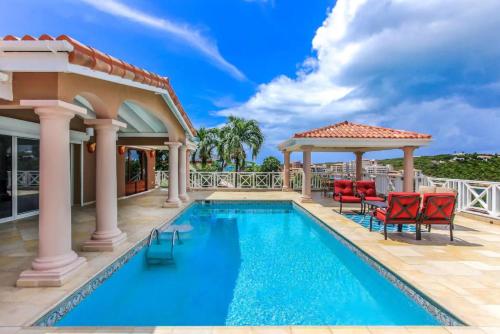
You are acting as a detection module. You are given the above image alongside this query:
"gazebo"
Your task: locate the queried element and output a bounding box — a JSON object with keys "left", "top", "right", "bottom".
{"left": 278, "top": 121, "right": 432, "bottom": 202}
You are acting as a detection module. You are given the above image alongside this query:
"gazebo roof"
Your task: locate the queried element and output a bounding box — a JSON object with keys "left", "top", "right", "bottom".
{"left": 279, "top": 121, "right": 432, "bottom": 152}
{"left": 294, "top": 121, "right": 431, "bottom": 139}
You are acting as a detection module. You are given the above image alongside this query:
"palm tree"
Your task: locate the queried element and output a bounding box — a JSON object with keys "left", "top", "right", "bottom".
{"left": 221, "top": 116, "right": 264, "bottom": 172}
{"left": 212, "top": 127, "right": 229, "bottom": 171}
{"left": 192, "top": 127, "right": 217, "bottom": 168}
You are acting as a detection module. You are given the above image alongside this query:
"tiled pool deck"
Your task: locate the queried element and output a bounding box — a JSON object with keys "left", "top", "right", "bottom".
{"left": 1, "top": 189, "right": 500, "bottom": 333}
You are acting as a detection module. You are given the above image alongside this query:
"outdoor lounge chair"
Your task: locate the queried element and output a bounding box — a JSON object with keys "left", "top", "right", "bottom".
{"left": 417, "top": 193, "right": 456, "bottom": 241}
{"left": 355, "top": 180, "right": 386, "bottom": 213}
{"left": 369, "top": 192, "right": 421, "bottom": 240}
{"left": 333, "top": 180, "right": 361, "bottom": 213}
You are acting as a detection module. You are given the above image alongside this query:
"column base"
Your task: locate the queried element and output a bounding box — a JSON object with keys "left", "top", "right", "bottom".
{"left": 282, "top": 187, "right": 293, "bottom": 192}
{"left": 163, "top": 199, "right": 181, "bottom": 208}
{"left": 179, "top": 193, "right": 189, "bottom": 202}
{"left": 81, "top": 232, "right": 127, "bottom": 252}
{"left": 17, "top": 256, "right": 86, "bottom": 287}
{"left": 300, "top": 196, "right": 313, "bottom": 203}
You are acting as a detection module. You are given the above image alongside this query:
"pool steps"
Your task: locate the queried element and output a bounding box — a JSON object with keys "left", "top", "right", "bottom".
{"left": 145, "top": 228, "right": 181, "bottom": 263}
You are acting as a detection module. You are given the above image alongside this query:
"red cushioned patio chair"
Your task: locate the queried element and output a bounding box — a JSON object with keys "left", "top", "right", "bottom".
{"left": 417, "top": 193, "right": 456, "bottom": 241}
{"left": 333, "top": 180, "right": 361, "bottom": 214}
{"left": 369, "top": 192, "right": 421, "bottom": 240}
{"left": 355, "top": 180, "right": 386, "bottom": 214}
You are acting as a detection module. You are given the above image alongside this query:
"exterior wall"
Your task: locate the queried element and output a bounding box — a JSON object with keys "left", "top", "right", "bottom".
{"left": 73, "top": 144, "right": 81, "bottom": 206}
{"left": 116, "top": 137, "right": 168, "bottom": 146}
{"left": 117, "top": 149, "right": 126, "bottom": 198}
{"left": 82, "top": 141, "right": 96, "bottom": 204}
{"left": 146, "top": 151, "right": 156, "bottom": 190}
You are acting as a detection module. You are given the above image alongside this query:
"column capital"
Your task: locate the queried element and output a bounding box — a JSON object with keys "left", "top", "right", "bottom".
{"left": 84, "top": 118, "right": 127, "bottom": 131}
{"left": 165, "top": 142, "right": 182, "bottom": 149}
{"left": 402, "top": 146, "right": 417, "bottom": 152}
{"left": 300, "top": 145, "right": 314, "bottom": 152}
{"left": 20, "top": 100, "right": 87, "bottom": 117}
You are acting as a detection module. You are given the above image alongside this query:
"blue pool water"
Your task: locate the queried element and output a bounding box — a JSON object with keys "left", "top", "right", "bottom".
{"left": 57, "top": 201, "right": 441, "bottom": 326}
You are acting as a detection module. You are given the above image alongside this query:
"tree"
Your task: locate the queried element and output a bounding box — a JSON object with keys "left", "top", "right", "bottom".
{"left": 260, "top": 156, "right": 281, "bottom": 172}
{"left": 213, "top": 127, "right": 229, "bottom": 171}
{"left": 155, "top": 150, "right": 169, "bottom": 171}
{"left": 220, "top": 116, "right": 264, "bottom": 172}
{"left": 192, "top": 127, "right": 217, "bottom": 168}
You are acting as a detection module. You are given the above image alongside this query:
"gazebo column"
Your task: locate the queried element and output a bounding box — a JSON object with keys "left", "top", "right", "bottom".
{"left": 164, "top": 142, "right": 182, "bottom": 207}
{"left": 178, "top": 144, "right": 188, "bottom": 202}
{"left": 301, "top": 147, "right": 313, "bottom": 202}
{"left": 355, "top": 151, "right": 363, "bottom": 181}
{"left": 403, "top": 146, "right": 416, "bottom": 192}
{"left": 17, "top": 100, "right": 87, "bottom": 287}
{"left": 82, "top": 119, "right": 127, "bottom": 252}
{"left": 282, "top": 150, "right": 291, "bottom": 191}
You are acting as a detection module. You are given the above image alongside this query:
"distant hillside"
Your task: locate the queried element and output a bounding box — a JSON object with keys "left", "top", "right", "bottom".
{"left": 378, "top": 154, "right": 500, "bottom": 181}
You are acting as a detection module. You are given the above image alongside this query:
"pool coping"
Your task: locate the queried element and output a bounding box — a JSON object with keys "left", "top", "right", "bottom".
{"left": 32, "top": 199, "right": 464, "bottom": 327}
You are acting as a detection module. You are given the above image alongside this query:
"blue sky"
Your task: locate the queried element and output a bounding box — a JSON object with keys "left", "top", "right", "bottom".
{"left": 1, "top": 0, "right": 499, "bottom": 163}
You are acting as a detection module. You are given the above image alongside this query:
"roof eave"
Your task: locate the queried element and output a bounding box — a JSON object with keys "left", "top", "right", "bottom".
{"left": 278, "top": 137, "right": 432, "bottom": 152}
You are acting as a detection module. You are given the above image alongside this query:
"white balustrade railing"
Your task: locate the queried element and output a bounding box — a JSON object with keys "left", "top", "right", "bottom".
{"left": 155, "top": 171, "right": 168, "bottom": 187}
{"left": 7, "top": 170, "right": 40, "bottom": 188}
{"left": 188, "top": 172, "right": 283, "bottom": 189}
{"left": 155, "top": 170, "right": 500, "bottom": 219}
{"left": 417, "top": 176, "right": 500, "bottom": 219}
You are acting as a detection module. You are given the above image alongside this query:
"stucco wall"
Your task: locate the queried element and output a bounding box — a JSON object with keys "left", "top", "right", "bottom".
{"left": 117, "top": 149, "right": 126, "bottom": 198}
{"left": 82, "top": 141, "right": 96, "bottom": 204}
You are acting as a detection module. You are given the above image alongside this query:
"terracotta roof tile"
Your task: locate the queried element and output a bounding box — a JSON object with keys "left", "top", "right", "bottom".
{"left": 293, "top": 121, "right": 431, "bottom": 139}
{"left": 1, "top": 34, "right": 196, "bottom": 135}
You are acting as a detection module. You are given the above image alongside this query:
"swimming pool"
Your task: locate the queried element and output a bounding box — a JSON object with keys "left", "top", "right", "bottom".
{"left": 49, "top": 201, "right": 459, "bottom": 326}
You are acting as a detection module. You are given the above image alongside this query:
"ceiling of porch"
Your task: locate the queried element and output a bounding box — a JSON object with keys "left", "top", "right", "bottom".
{"left": 74, "top": 95, "right": 168, "bottom": 137}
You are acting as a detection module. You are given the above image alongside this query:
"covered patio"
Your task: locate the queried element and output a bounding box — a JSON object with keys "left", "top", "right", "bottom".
{"left": 0, "top": 35, "right": 196, "bottom": 287}
{"left": 278, "top": 121, "right": 432, "bottom": 202}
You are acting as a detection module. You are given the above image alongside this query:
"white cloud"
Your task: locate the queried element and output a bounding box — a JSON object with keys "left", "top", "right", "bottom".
{"left": 218, "top": 0, "right": 500, "bottom": 159}
{"left": 80, "top": 0, "right": 246, "bottom": 80}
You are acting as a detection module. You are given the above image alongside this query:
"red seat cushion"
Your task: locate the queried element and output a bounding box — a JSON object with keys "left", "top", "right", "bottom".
{"left": 334, "top": 180, "right": 354, "bottom": 196}
{"left": 356, "top": 180, "right": 377, "bottom": 197}
{"left": 421, "top": 193, "right": 456, "bottom": 224}
{"left": 374, "top": 208, "right": 387, "bottom": 221}
{"left": 364, "top": 196, "right": 385, "bottom": 202}
{"left": 333, "top": 194, "right": 361, "bottom": 203}
{"left": 376, "top": 192, "right": 421, "bottom": 223}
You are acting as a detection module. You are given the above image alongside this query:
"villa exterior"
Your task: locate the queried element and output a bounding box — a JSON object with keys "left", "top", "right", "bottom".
{"left": 0, "top": 35, "right": 196, "bottom": 287}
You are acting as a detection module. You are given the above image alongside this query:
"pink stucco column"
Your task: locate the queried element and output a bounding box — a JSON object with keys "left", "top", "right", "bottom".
{"left": 403, "top": 146, "right": 416, "bottom": 192}
{"left": 82, "top": 119, "right": 127, "bottom": 252}
{"left": 186, "top": 149, "right": 191, "bottom": 192}
{"left": 301, "top": 147, "right": 313, "bottom": 202}
{"left": 17, "top": 100, "right": 87, "bottom": 287}
{"left": 178, "top": 144, "right": 188, "bottom": 202}
{"left": 282, "top": 150, "right": 291, "bottom": 191}
{"left": 355, "top": 151, "right": 364, "bottom": 181}
{"left": 164, "top": 142, "right": 181, "bottom": 207}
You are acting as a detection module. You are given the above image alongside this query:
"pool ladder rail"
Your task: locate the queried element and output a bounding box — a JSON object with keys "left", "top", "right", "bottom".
{"left": 145, "top": 228, "right": 181, "bottom": 264}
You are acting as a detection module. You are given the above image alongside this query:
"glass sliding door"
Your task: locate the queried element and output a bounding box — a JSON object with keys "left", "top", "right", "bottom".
{"left": 0, "top": 135, "right": 13, "bottom": 220}
{"left": 17, "top": 138, "right": 40, "bottom": 214}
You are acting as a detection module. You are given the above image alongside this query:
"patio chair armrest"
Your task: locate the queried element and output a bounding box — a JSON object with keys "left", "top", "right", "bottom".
{"left": 333, "top": 192, "right": 342, "bottom": 199}
{"left": 378, "top": 193, "right": 387, "bottom": 201}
